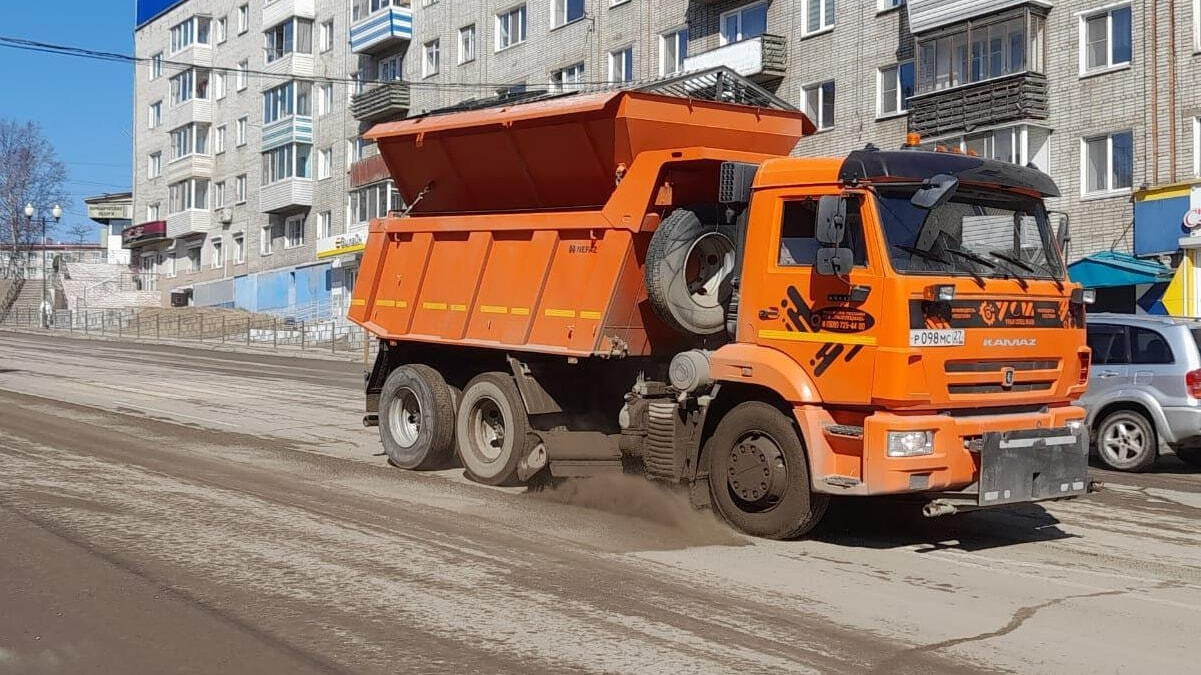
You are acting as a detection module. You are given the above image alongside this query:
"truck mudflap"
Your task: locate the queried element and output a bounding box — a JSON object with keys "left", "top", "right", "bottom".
{"left": 923, "top": 426, "right": 1092, "bottom": 517}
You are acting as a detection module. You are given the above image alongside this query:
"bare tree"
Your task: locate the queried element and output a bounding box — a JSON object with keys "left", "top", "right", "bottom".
{"left": 0, "top": 120, "right": 68, "bottom": 266}
{"left": 66, "top": 221, "right": 95, "bottom": 245}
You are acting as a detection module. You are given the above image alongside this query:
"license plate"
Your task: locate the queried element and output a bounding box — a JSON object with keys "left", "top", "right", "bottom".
{"left": 909, "top": 329, "right": 965, "bottom": 347}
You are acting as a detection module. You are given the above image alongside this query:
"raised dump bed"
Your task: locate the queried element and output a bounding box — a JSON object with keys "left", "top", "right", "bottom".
{"left": 349, "top": 90, "right": 808, "bottom": 357}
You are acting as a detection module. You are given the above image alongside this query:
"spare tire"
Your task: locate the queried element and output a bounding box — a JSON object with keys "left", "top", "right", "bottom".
{"left": 645, "top": 208, "right": 737, "bottom": 337}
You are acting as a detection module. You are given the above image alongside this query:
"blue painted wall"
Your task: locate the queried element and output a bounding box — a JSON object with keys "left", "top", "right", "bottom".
{"left": 294, "top": 263, "right": 332, "bottom": 306}
{"left": 1134, "top": 195, "right": 1188, "bottom": 256}
{"left": 233, "top": 274, "right": 257, "bottom": 312}
{"left": 256, "top": 269, "right": 293, "bottom": 311}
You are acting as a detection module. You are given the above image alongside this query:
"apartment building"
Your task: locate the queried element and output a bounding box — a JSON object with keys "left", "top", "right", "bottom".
{"left": 131, "top": 0, "right": 1201, "bottom": 315}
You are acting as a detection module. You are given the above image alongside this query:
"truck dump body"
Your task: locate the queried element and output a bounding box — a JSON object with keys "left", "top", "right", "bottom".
{"left": 349, "top": 91, "right": 808, "bottom": 356}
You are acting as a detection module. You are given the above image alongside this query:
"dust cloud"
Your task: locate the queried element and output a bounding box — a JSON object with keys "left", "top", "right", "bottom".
{"left": 533, "top": 473, "right": 746, "bottom": 547}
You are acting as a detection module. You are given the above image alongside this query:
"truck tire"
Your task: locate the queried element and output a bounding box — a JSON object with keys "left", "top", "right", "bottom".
{"left": 1095, "top": 410, "right": 1157, "bottom": 472}
{"left": 379, "top": 364, "right": 458, "bottom": 470}
{"left": 645, "top": 208, "right": 737, "bottom": 337}
{"left": 706, "top": 401, "right": 829, "bottom": 539}
{"left": 456, "top": 372, "right": 530, "bottom": 486}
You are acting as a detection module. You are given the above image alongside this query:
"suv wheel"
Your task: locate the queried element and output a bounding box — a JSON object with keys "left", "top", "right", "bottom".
{"left": 1095, "top": 410, "right": 1157, "bottom": 472}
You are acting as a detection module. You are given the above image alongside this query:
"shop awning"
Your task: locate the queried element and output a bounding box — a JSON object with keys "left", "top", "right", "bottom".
{"left": 1067, "top": 251, "right": 1172, "bottom": 288}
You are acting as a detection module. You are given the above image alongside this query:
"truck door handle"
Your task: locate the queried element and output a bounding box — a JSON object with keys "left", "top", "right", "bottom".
{"left": 1097, "top": 370, "right": 1121, "bottom": 378}
{"left": 759, "top": 307, "right": 779, "bottom": 320}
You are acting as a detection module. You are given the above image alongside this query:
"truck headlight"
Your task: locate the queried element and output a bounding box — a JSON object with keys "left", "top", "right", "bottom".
{"left": 1065, "top": 419, "right": 1085, "bottom": 434}
{"left": 888, "top": 430, "right": 934, "bottom": 457}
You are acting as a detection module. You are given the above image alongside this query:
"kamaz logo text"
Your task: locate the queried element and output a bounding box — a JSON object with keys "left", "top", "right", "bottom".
{"left": 983, "top": 338, "right": 1037, "bottom": 347}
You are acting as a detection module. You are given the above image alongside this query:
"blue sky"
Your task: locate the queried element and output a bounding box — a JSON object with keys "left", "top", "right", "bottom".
{"left": 0, "top": 2, "right": 135, "bottom": 239}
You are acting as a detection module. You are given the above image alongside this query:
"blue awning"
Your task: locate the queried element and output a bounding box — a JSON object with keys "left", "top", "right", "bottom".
{"left": 1068, "top": 251, "right": 1173, "bottom": 288}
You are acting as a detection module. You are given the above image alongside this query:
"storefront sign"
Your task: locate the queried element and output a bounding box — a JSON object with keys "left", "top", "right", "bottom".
{"left": 317, "top": 228, "right": 368, "bottom": 259}
{"left": 1183, "top": 207, "right": 1201, "bottom": 232}
{"left": 122, "top": 220, "right": 168, "bottom": 247}
{"left": 88, "top": 203, "right": 133, "bottom": 221}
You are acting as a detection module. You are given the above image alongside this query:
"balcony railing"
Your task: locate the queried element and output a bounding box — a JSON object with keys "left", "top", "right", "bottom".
{"left": 350, "top": 82, "right": 411, "bottom": 123}
{"left": 165, "top": 210, "right": 210, "bottom": 238}
{"left": 682, "top": 34, "right": 787, "bottom": 84}
{"left": 262, "top": 115, "right": 314, "bottom": 151}
{"left": 260, "top": 178, "right": 314, "bottom": 213}
{"left": 908, "top": 72, "right": 1049, "bottom": 138}
{"left": 350, "top": 5, "right": 413, "bottom": 54}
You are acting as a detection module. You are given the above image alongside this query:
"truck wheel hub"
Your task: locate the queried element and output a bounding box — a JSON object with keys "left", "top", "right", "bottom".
{"left": 727, "top": 432, "right": 787, "bottom": 506}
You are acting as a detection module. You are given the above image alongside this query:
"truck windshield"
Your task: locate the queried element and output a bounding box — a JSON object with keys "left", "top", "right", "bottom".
{"left": 873, "top": 186, "right": 1065, "bottom": 281}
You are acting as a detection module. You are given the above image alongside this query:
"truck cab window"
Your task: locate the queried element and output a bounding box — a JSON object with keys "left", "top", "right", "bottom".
{"left": 777, "top": 196, "right": 867, "bottom": 267}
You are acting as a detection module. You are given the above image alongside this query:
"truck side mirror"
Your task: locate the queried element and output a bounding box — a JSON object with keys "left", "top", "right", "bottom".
{"left": 1051, "top": 210, "right": 1070, "bottom": 256}
{"left": 815, "top": 248, "right": 854, "bottom": 277}
{"left": 815, "top": 195, "right": 846, "bottom": 245}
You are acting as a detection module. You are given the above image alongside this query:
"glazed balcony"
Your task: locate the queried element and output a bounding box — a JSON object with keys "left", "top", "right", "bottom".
{"left": 263, "top": 0, "right": 315, "bottom": 28}
{"left": 350, "top": 5, "right": 413, "bottom": 54}
{"left": 682, "top": 34, "right": 787, "bottom": 84}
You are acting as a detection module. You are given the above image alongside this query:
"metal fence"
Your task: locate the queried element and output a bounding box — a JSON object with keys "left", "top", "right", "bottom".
{"left": 0, "top": 305, "right": 378, "bottom": 361}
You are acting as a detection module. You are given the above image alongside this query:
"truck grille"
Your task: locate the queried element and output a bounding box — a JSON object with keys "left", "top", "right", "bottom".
{"left": 948, "top": 381, "right": 1055, "bottom": 395}
{"left": 944, "top": 359, "right": 1059, "bottom": 397}
{"left": 945, "top": 359, "right": 1060, "bottom": 372}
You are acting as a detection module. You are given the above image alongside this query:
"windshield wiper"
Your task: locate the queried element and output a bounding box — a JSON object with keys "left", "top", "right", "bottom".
{"left": 944, "top": 247, "right": 997, "bottom": 269}
{"left": 896, "top": 245, "right": 984, "bottom": 287}
{"left": 989, "top": 251, "right": 1036, "bottom": 273}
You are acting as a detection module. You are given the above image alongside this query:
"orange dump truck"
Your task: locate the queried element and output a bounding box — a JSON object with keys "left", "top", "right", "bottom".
{"left": 350, "top": 86, "right": 1094, "bottom": 538}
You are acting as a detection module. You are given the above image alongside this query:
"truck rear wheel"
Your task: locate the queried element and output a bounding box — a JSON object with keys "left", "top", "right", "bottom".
{"left": 456, "top": 372, "right": 530, "bottom": 486}
{"left": 645, "top": 208, "right": 737, "bottom": 337}
{"left": 379, "top": 364, "right": 458, "bottom": 470}
{"left": 706, "top": 401, "right": 829, "bottom": 539}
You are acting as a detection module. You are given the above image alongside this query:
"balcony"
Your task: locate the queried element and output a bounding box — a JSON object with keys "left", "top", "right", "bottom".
{"left": 262, "top": 115, "right": 313, "bottom": 151}
{"left": 350, "top": 5, "right": 413, "bottom": 54}
{"left": 350, "top": 154, "right": 390, "bottom": 188}
{"left": 682, "top": 34, "right": 787, "bottom": 84}
{"left": 260, "top": 178, "right": 313, "bottom": 213}
{"left": 350, "top": 82, "right": 410, "bottom": 123}
{"left": 171, "top": 43, "right": 213, "bottom": 68}
{"left": 316, "top": 224, "right": 368, "bottom": 260}
{"left": 262, "top": 51, "right": 315, "bottom": 79}
{"left": 165, "top": 210, "right": 210, "bottom": 238}
{"left": 165, "top": 154, "right": 214, "bottom": 182}
{"left": 166, "top": 98, "right": 212, "bottom": 129}
{"left": 908, "top": 72, "right": 1050, "bottom": 138}
{"left": 263, "top": 0, "right": 315, "bottom": 28}
{"left": 122, "top": 220, "right": 169, "bottom": 248}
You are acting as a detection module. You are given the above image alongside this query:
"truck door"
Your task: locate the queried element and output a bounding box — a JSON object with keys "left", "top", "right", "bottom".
{"left": 743, "top": 191, "right": 882, "bottom": 405}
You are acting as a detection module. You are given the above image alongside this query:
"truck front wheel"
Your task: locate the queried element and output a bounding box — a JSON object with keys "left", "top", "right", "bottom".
{"left": 379, "top": 364, "right": 458, "bottom": 470}
{"left": 706, "top": 401, "right": 829, "bottom": 539}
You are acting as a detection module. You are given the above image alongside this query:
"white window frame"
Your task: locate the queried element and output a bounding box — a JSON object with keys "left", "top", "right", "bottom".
{"left": 459, "top": 24, "right": 477, "bottom": 64}
{"left": 214, "top": 125, "right": 226, "bottom": 154}
{"left": 496, "top": 5, "right": 528, "bottom": 51}
{"left": 804, "top": 0, "right": 836, "bottom": 36}
{"left": 318, "top": 211, "right": 332, "bottom": 239}
{"left": 284, "top": 215, "right": 305, "bottom": 249}
{"left": 1080, "top": 130, "right": 1134, "bottom": 196}
{"left": 878, "top": 0, "right": 905, "bottom": 12}
{"left": 214, "top": 180, "right": 226, "bottom": 208}
{"left": 1079, "top": 3, "right": 1132, "bottom": 76}
{"left": 236, "top": 116, "right": 248, "bottom": 146}
{"left": 216, "top": 16, "right": 228, "bottom": 43}
{"left": 235, "top": 174, "right": 247, "bottom": 203}
{"left": 720, "top": 2, "right": 768, "bottom": 45}
{"left": 147, "top": 203, "right": 161, "bottom": 221}
{"left": 213, "top": 71, "right": 226, "bottom": 99}
{"left": 552, "top": 0, "right": 585, "bottom": 28}
{"left": 803, "top": 80, "right": 835, "bottom": 131}
{"left": 317, "top": 147, "right": 333, "bottom": 179}
{"left": 237, "top": 4, "right": 249, "bottom": 34}
{"left": 210, "top": 237, "right": 224, "bottom": 269}
{"left": 261, "top": 224, "right": 274, "bottom": 255}
{"left": 659, "top": 27, "right": 688, "bottom": 76}
{"left": 236, "top": 60, "right": 248, "bottom": 90}
{"left": 233, "top": 234, "right": 246, "bottom": 264}
{"left": 423, "top": 39, "right": 440, "bottom": 77}
{"left": 149, "top": 52, "right": 163, "bottom": 80}
{"left": 876, "top": 61, "right": 913, "bottom": 118}
{"left": 148, "top": 100, "right": 162, "bottom": 129}
{"left": 148, "top": 152, "right": 162, "bottom": 179}
{"left": 320, "top": 19, "right": 334, "bottom": 52}
{"left": 551, "top": 62, "right": 585, "bottom": 93}
{"left": 608, "top": 46, "right": 634, "bottom": 83}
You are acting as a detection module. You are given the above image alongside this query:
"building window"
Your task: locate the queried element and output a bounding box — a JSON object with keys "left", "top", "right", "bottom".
{"left": 168, "top": 178, "right": 210, "bottom": 213}
{"left": 237, "top": 4, "right": 248, "bottom": 34}
{"left": 320, "top": 20, "right": 334, "bottom": 52}
{"left": 235, "top": 174, "right": 247, "bottom": 203}
{"left": 318, "top": 211, "right": 332, "bottom": 239}
{"left": 805, "top": 0, "right": 835, "bottom": 34}
{"left": 169, "top": 123, "right": 210, "bottom": 160}
{"left": 170, "top": 16, "right": 211, "bottom": 53}
{"left": 148, "top": 100, "right": 162, "bottom": 129}
{"left": 148, "top": 152, "right": 162, "bottom": 179}
{"left": 211, "top": 238, "right": 224, "bottom": 268}
{"left": 378, "top": 55, "right": 403, "bottom": 81}
{"left": 285, "top": 216, "right": 304, "bottom": 248}
{"left": 236, "top": 60, "right": 248, "bottom": 90}
{"left": 609, "top": 46, "right": 634, "bottom": 83}
{"left": 169, "top": 68, "right": 210, "bottom": 106}
{"left": 1083, "top": 131, "right": 1134, "bottom": 195}
{"left": 877, "top": 62, "right": 914, "bottom": 117}
{"left": 348, "top": 181, "right": 399, "bottom": 225}
{"left": 459, "top": 24, "right": 477, "bottom": 64}
{"left": 233, "top": 234, "right": 245, "bottom": 263}
{"left": 148, "top": 203, "right": 161, "bottom": 221}
{"left": 216, "top": 16, "right": 228, "bottom": 43}
{"left": 551, "top": 62, "right": 585, "bottom": 93}
{"left": 215, "top": 125, "right": 226, "bottom": 154}
{"left": 236, "top": 116, "right": 248, "bottom": 146}
{"left": 915, "top": 11, "right": 1045, "bottom": 94}
{"left": 214, "top": 181, "right": 226, "bottom": 208}
{"left": 803, "top": 81, "right": 835, "bottom": 131}
{"left": 660, "top": 28, "right": 688, "bottom": 75}
{"left": 261, "top": 225, "right": 274, "bottom": 255}
{"left": 263, "top": 81, "right": 312, "bottom": 124}
{"left": 262, "top": 144, "right": 312, "bottom": 184}
{"left": 423, "top": 40, "right": 440, "bottom": 77}
{"left": 213, "top": 72, "right": 226, "bottom": 99}
{"left": 316, "top": 83, "right": 334, "bottom": 115}
{"left": 186, "top": 246, "right": 201, "bottom": 273}
{"left": 1081, "top": 5, "right": 1132, "bottom": 74}
{"left": 720, "top": 2, "right": 767, "bottom": 44}
{"left": 553, "top": 0, "right": 585, "bottom": 28}
{"left": 150, "top": 52, "right": 163, "bottom": 80}
{"left": 264, "top": 18, "right": 313, "bottom": 63}
{"left": 317, "top": 147, "right": 333, "bottom": 179}
{"left": 165, "top": 253, "right": 177, "bottom": 278}
{"left": 878, "top": 0, "right": 905, "bottom": 11}
{"left": 496, "top": 6, "right": 528, "bottom": 51}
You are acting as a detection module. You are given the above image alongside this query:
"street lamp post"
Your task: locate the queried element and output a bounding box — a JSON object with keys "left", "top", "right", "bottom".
{"left": 24, "top": 203, "right": 63, "bottom": 328}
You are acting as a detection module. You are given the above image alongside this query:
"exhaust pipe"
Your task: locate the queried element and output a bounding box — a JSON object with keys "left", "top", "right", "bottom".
{"left": 362, "top": 413, "right": 379, "bottom": 428}
{"left": 922, "top": 500, "right": 958, "bottom": 518}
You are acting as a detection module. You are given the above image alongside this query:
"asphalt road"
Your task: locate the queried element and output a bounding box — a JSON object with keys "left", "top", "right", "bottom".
{"left": 1, "top": 331, "right": 1199, "bottom": 674}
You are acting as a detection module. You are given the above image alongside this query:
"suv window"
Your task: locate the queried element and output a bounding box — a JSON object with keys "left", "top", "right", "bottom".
{"left": 1131, "top": 327, "right": 1173, "bottom": 364}
{"left": 1087, "top": 324, "right": 1128, "bottom": 365}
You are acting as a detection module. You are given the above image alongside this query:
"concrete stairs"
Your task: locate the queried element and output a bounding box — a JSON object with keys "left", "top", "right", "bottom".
{"left": 60, "top": 262, "right": 161, "bottom": 311}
